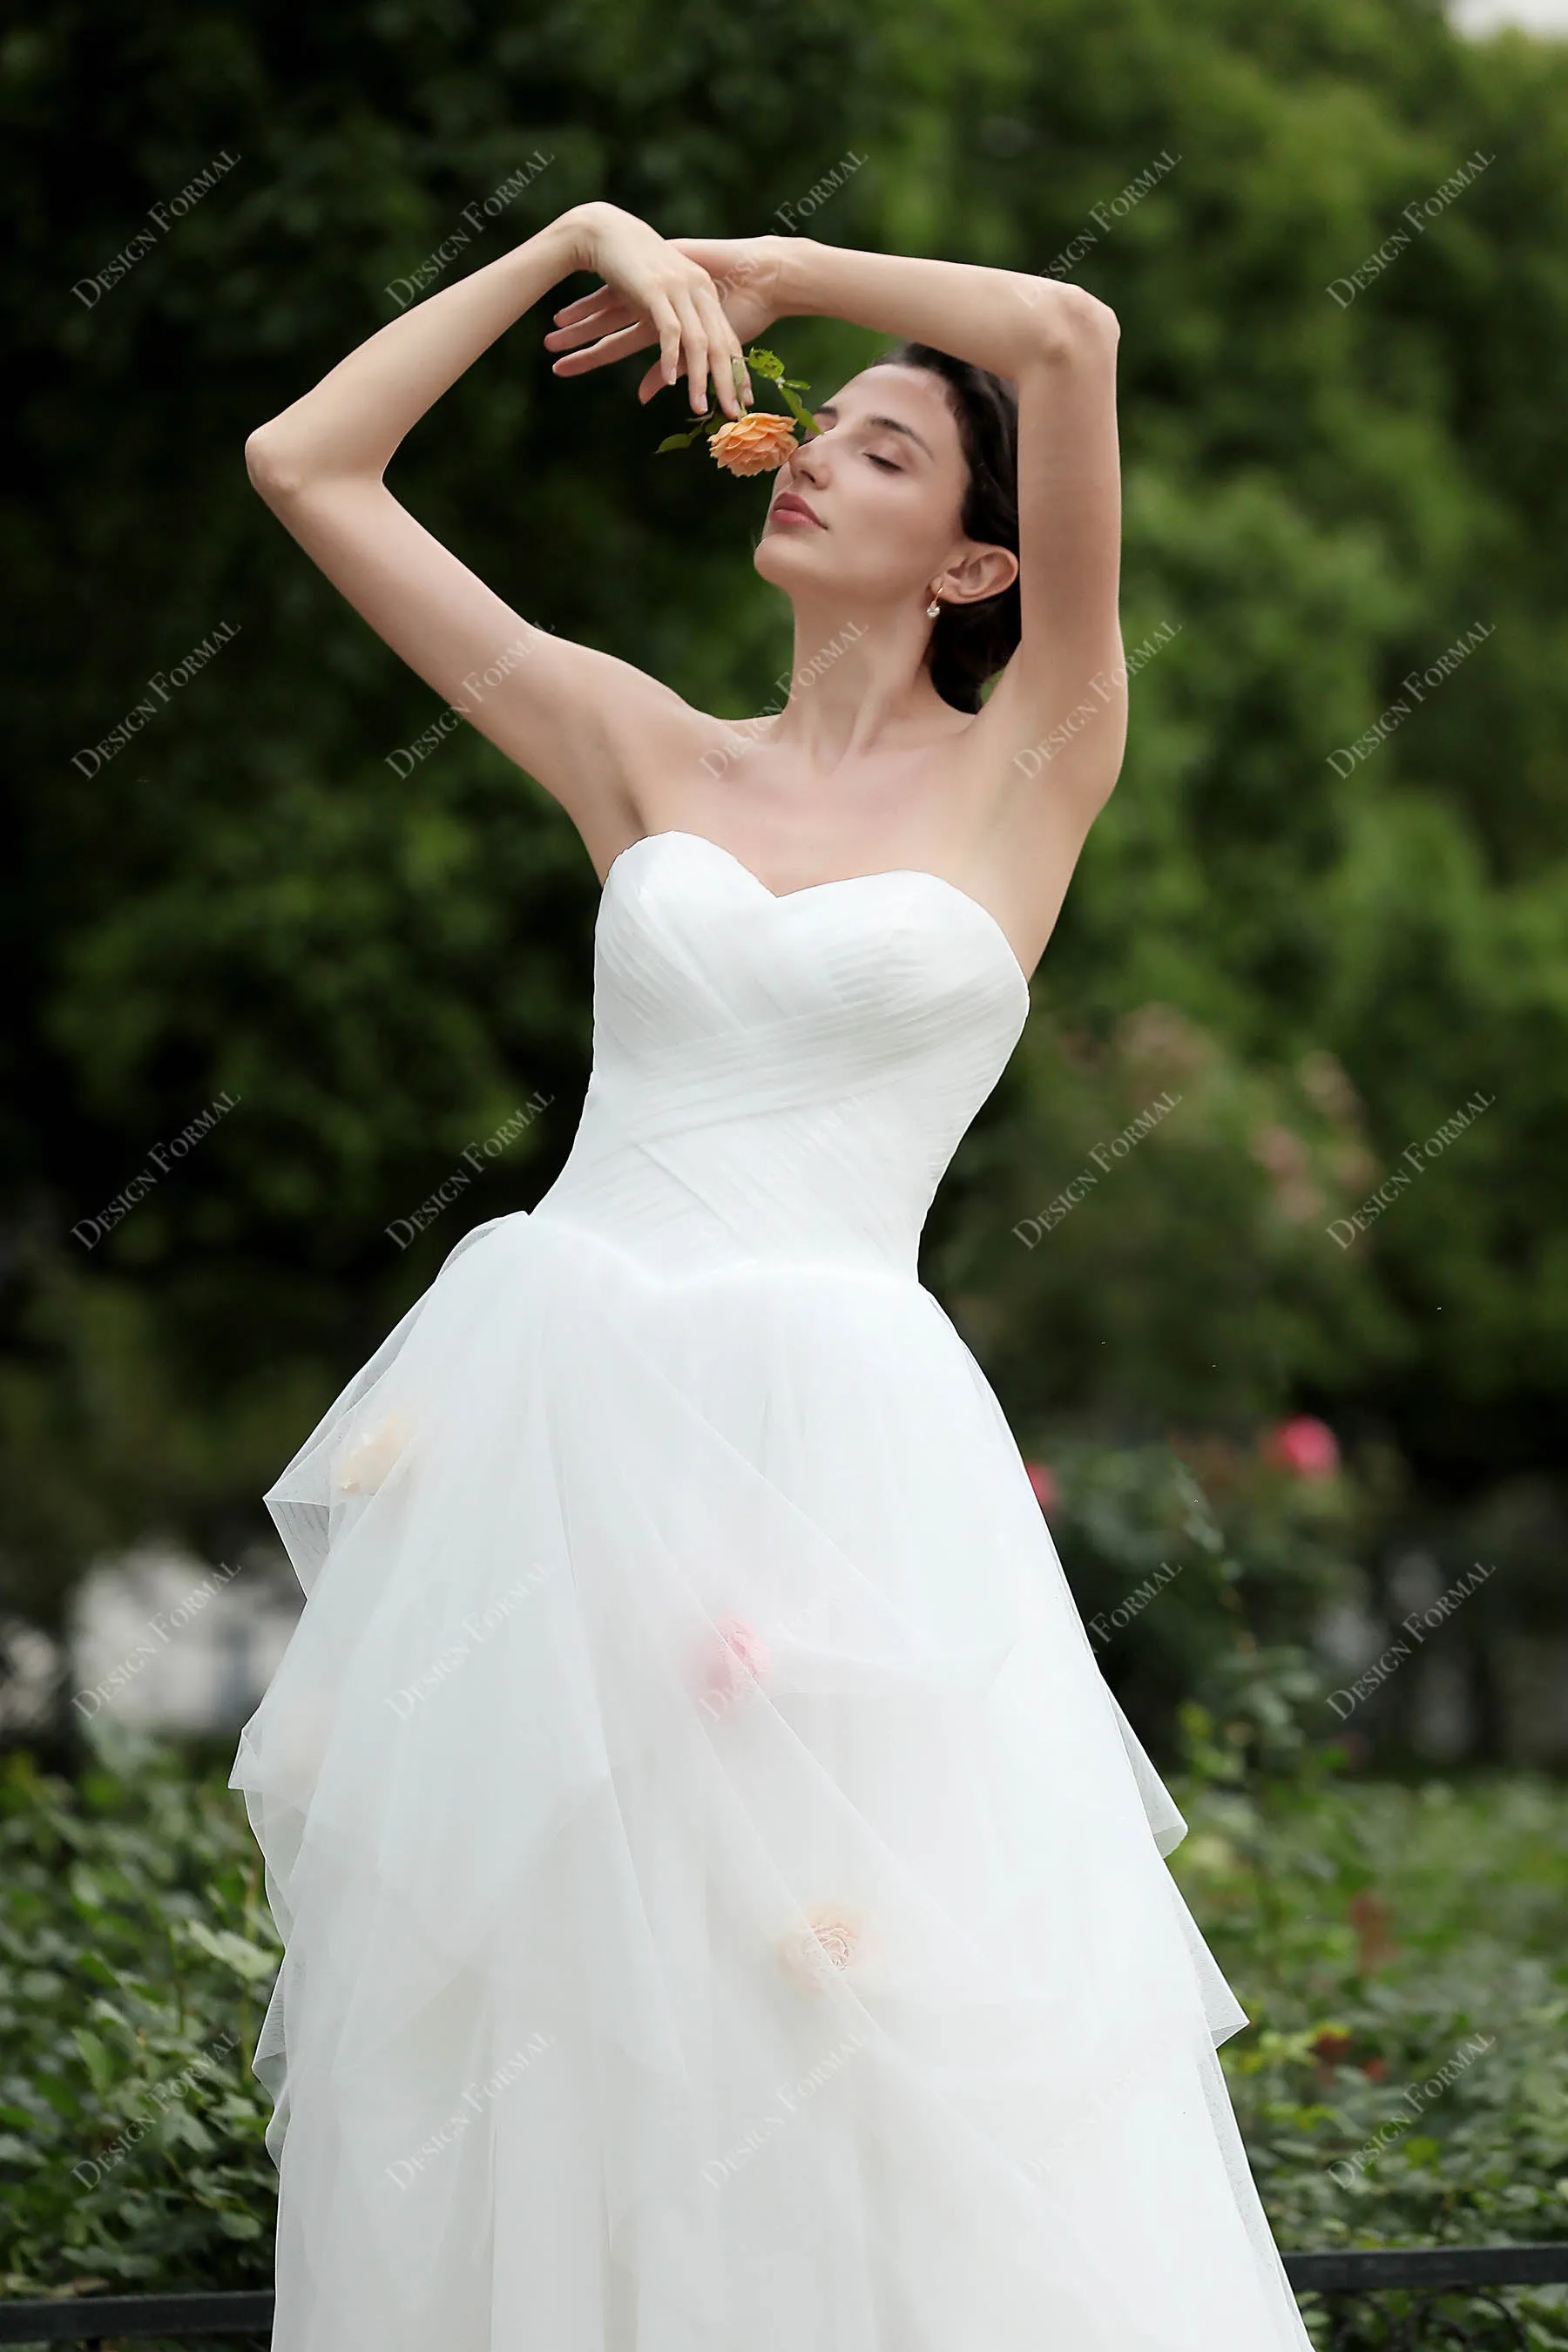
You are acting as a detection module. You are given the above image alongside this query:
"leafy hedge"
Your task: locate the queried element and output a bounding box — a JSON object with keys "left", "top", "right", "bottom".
{"left": 0, "top": 1723, "right": 277, "bottom": 2301}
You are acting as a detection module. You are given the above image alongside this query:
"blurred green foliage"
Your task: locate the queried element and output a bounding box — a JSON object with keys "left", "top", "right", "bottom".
{"left": 3, "top": 0, "right": 1568, "bottom": 1756}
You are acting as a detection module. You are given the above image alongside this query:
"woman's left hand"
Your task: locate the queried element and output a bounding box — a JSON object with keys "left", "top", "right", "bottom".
{"left": 545, "top": 234, "right": 787, "bottom": 409}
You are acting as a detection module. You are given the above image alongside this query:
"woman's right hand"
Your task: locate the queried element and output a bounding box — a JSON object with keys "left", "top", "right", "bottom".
{"left": 548, "top": 201, "right": 754, "bottom": 419}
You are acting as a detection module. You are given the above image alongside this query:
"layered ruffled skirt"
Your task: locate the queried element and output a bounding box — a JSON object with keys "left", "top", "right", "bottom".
{"left": 230, "top": 1205, "right": 1314, "bottom": 2352}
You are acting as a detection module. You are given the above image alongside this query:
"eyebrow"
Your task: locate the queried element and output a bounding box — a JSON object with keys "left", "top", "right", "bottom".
{"left": 813, "top": 402, "right": 935, "bottom": 461}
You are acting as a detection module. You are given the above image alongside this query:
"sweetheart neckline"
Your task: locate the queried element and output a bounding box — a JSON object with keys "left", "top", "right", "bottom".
{"left": 600, "top": 829, "right": 1033, "bottom": 1000}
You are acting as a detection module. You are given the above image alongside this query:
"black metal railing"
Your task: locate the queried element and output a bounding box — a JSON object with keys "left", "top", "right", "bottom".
{"left": 0, "top": 2245, "right": 1564, "bottom": 2348}
{"left": 1286, "top": 2242, "right": 1568, "bottom": 2349}
{"left": 0, "top": 2287, "right": 272, "bottom": 2347}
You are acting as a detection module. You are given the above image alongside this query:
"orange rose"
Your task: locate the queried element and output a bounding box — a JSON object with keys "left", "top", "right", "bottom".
{"left": 709, "top": 414, "right": 800, "bottom": 476}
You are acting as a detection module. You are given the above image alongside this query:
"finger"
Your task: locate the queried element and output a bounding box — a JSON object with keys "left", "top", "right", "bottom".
{"left": 545, "top": 291, "right": 632, "bottom": 328}
{"left": 671, "top": 287, "right": 712, "bottom": 416}
{"left": 551, "top": 284, "right": 615, "bottom": 324}
{"left": 694, "top": 281, "right": 751, "bottom": 415}
{"left": 647, "top": 291, "right": 684, "bottom": 393}
{"left": 550, "top": 319, "right": 659, "bottom": 376}
{"left": 692, "top": 282, "right": 741, "bottom": 417}
{"left": 543, "top": 299, "right": 635, "bottom": 351}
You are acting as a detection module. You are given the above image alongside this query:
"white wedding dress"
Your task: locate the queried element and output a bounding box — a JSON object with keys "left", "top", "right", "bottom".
{"left": 230, "top": 827, "right": 1315, "bottom": 2352}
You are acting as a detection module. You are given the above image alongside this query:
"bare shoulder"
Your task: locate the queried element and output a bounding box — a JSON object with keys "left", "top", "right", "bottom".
{"left": 500, "top": 633, "right": 722, "bottom": 872}
{"left": 494, "top": 653, "right": 861, "bottom": 885}
{"left": 487, "top": 642, "right": 796, "bottom": 882}
{"left": 589, "top": 695, "right": 786, "bottom": 870}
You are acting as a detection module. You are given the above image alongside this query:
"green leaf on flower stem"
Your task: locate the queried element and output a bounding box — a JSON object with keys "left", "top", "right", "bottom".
{"left": 774, "top": 379, "right": 821, "bottom": 437}
{"left": 655, "top": 409, "right": 722, "bottom": 454}
{"left": 740, "top": 346, "right": 820, "bottom": 434}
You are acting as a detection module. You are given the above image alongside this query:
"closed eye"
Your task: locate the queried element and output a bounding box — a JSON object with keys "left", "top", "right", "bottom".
{"left": 868, "top": 454, "right": 902, "bottom": 472}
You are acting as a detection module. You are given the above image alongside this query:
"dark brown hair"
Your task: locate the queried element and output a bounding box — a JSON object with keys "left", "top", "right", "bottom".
{"left": 871, "top": 341, "right": 1021, "bottom": 713}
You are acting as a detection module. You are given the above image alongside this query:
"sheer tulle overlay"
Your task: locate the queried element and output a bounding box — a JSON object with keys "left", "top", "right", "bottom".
{"left": 231, "top": 830, "right": 1315, "bottom": 2351}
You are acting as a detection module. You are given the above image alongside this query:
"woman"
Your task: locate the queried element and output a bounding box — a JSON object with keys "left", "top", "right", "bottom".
{"left": 231, "top": 200, "right": 1315, "bottom": 2352}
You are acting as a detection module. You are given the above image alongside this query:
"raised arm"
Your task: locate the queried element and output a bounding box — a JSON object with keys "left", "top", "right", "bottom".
{"left": 767, "top": 239, "right": 1125, "bottom": 807}
{"left": 243, "top": 202, "right": 755, "bottom": 872}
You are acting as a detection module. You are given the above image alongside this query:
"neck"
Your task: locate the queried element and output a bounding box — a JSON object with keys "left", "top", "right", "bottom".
{"left": 762, "top": 591, "right": 968, "bottom": 770}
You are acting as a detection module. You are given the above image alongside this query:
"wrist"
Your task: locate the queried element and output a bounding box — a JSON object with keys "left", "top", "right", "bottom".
{"left": 769, "top": 233, "right": 819, "bottom": 320}
{"left": 548, "top": 201, "right": 609, "bottom": 279}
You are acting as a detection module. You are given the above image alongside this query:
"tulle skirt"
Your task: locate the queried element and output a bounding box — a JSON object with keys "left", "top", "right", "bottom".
{"left": 230, "top": 1205, "right": 1315, "bottom": 2352}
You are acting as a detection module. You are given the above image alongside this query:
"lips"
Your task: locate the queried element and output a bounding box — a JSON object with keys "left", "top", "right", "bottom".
{"left": 770, "top": 492, "right": 824, "bottom": 528}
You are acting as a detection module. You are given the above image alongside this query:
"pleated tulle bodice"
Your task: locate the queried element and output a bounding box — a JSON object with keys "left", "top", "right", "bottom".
{"left": 533, "top": 830, "right": 1031, "bottom": 1281}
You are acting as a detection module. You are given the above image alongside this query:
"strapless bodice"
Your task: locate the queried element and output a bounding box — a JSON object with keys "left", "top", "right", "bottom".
{"left": 531, "top": 830, "right": 1031, "bottom": 1283}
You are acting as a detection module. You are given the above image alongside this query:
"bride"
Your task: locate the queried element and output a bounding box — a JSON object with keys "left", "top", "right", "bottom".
{"left": 232, "top": 200, "right": 1315, "bottom": 2351}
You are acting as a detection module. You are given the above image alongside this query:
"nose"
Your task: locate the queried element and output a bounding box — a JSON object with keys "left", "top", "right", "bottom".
{"left": 787, "top": 429, "right": 828, "bottom": 488}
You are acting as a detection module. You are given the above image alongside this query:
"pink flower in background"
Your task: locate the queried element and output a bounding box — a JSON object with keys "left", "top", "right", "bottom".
{"left": 1262, "top": 1416, "right": 1340, "bottom": 1478}
{"left": 1024, "top": 1460, "right": 1058, "bottom": 1512}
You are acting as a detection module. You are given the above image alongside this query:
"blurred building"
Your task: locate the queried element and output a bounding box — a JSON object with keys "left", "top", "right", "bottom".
{"left": 0, "top": 1544, "right": 301, "bottom": 1740}
{"left": 1451, "top": 0, "right": 1568, "bottom": 28}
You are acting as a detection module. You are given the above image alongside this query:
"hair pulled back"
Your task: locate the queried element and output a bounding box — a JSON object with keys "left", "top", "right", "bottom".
{"left": 872, "top": 340, "right": 1021, "bottom": 713}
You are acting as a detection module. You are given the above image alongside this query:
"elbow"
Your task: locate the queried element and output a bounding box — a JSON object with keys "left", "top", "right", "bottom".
{"left": 245, "top": 422, "right": 380, "bottom": 505}
{"left": 246, "top": 419, "right": 348, "bottom": 504}
{"left": 1031, "top": 284, "right": 1119, "bottom": 365}
{"left": 245, "top": 424, "right": 306, "bottom": 504}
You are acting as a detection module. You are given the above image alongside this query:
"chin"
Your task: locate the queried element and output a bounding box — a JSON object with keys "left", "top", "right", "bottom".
{"left": 753, "top": 531, "right": 835, "bottom": 591}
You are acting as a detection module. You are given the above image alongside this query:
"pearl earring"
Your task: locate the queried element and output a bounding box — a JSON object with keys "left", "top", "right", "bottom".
{"left": 926, "top": 595, "right": 942, "bottom": 618}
